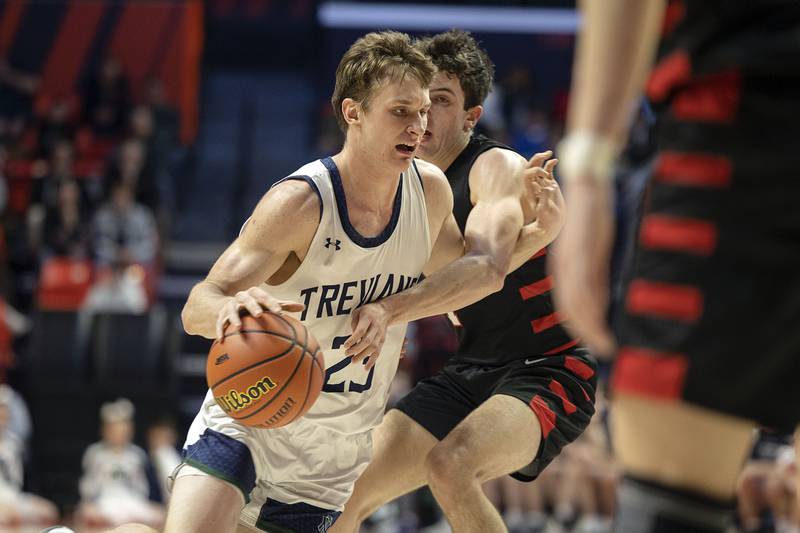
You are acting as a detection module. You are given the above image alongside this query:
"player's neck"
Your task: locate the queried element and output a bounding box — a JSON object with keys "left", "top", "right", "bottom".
{"left": 429, "top": 132, "right": 471, "bottom": 172}
{"left": 332, "top": 148, "right": 400, "bottom": 207}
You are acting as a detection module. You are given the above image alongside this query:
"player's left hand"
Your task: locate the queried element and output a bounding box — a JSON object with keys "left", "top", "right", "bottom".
{"left": 343, "top": 301, "right": 390, "bottom": 369}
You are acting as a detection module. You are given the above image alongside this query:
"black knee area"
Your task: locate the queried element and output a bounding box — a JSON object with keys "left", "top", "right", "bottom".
{"left": 615, "top": 476, "right": 736, "bottom": 533}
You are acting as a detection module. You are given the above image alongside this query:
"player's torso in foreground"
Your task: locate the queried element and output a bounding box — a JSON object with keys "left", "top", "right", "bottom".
{"left": 265, "top": 156, "right": 431, "bottom": 435}
{"left": 445, "top": 135, "right": 577, "bottom": 365}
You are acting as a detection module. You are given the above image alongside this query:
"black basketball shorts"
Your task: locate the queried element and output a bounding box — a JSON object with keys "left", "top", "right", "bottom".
{"left": 395, "top": 349, "right": 597, "bottom": 481}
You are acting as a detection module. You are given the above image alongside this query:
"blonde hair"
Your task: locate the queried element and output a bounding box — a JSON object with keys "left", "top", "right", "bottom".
{"left": 331, "top": 31, "right": 435, "bottom": 132}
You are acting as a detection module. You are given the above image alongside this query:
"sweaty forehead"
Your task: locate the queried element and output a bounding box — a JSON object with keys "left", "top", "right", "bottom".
{"left": 373, "top": 77, "right": 430, "bottom": 105}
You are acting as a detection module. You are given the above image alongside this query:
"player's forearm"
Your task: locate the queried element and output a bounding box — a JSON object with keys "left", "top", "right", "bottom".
{"left": 508, "top": 224, "right": 550, "bottom": 273}
{"left": 568, "top": 0, "right": 665, "bottom": 145}
{"left": 380, "top": 252, "right": 507, "bottom": 325}
{"left": 181, "top": 281, "right": 231, "bottom": 339}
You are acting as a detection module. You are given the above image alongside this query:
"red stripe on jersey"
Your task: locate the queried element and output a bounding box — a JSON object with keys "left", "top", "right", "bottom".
{"left": 531, "top": 312, "right": 563, "bottom": 334}
{"left": 662, "top": 0, "right": 686, "bottom": 36}
{"left": 655, "top": 152, "right": 732, "bottom": 188}
{"left": 640, "top": 215, "right": 718, "bottom": 255}
{"left": 646, "top": 50, "right": 691, "bottom": 102}
{"left": 626, "top": 280, "right": 704, "bottom": 322}
{"left": 565, "top": 356, "right": 595, "bottom": 380}
{"left": 544, "top": 339, "right": 580, "bottom": 356}
{"left": 529, "top": 395, "right": 556, "bottom": 439}
{"left": 672, "top": 70, "right": 742, "bottom": 123}
{"left": 548, "top": 379, "right": 577, "bottom": 415}
{"left": 530, "top": 247, "right": 547, "bottom": 261}
{"left": 611, "top": 346, "right": 689, "bottom": 399}
{"left": 519, "top": 276, "right": 553, "bottom": 300}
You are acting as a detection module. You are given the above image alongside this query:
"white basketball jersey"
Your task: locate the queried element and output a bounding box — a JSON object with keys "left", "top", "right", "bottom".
{"left": 266, "top": 156, "right": 431, "bottom": 435}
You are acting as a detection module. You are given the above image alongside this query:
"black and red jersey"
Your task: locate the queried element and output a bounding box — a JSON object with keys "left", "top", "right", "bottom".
{"left": 647, "top": 0, "right": 800, "bottom": 116}
{"left": 441, "top": 134, "right": 578, "bottom": 365}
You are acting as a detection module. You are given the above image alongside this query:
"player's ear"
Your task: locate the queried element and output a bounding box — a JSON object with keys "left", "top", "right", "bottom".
{"left": 342, "top": 98, "right": 360, "bottom": 126}
{"left": 464, "top": 105, "right": 483, "bottom": 132}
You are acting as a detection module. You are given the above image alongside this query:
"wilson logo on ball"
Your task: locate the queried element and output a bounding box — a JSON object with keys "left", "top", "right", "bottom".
{"left": 215, "top": 376, "right": 278, "bottom": 414}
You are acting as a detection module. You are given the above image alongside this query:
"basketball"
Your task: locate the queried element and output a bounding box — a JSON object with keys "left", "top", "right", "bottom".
{"left": 207, "top": 312, "right": 324, "bottom": 429}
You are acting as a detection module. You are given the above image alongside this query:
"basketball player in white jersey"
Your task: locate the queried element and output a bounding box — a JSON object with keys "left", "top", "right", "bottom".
{"left": 111, "top": 31, "right": 556, "bottom": 533}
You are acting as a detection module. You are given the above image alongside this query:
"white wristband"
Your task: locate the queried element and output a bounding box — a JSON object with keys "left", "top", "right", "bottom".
{"left": 556, "top": 131, "right": 618, "bottom": 184}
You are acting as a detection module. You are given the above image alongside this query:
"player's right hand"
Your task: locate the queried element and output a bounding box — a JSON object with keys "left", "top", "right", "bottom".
{"left": 520, "top": 150, "right": 559, "bottom": 225}
{"left": 551, "top": 180, "right": 616, "bottom": 358}
{"left": 216, "top": 286, "right": 304, "bottom": 340}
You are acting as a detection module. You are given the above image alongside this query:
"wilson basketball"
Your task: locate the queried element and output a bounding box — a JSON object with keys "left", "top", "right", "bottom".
{"left": 207, "top": 312, "right": 324, "bottom": 429}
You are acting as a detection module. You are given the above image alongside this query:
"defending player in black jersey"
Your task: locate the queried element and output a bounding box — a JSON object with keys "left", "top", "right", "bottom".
{"left": 330, "top": 31, "right": 596, "bottom": 533}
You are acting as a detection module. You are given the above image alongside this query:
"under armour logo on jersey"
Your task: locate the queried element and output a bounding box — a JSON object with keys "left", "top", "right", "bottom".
{"left": 324, "top": 238, "right": 341, "bottom": 250}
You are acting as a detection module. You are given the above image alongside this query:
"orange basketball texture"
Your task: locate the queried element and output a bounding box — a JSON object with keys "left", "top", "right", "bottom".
{"left": 206, "top": 312, "right": 324, "bottom": 428}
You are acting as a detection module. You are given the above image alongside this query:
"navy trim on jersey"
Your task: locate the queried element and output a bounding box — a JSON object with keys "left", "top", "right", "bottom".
{"left": 412, "top": 159, "right": 424, "bottom": 191}
{"left": 321, "top": 156, "right": 403, "bottom": 248}
{"left": 270, "top": 175, "right": 322, "bottom": 223}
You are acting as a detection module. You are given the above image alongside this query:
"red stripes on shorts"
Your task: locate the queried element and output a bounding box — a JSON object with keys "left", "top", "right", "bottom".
{"left": 612, "top": 346, "right": 689, "bottom": 399}
{"left": 529, "top": 395, "right": 556, "bottom": 439}
{"left": 548, "top": 379, "right": 577, "bottom": 415}
{"left": 565, "top": 356, "right": 595, "bottom": 380}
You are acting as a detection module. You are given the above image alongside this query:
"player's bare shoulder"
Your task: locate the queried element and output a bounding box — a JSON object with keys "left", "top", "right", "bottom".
{"left": 471, "top": 147, "right": 526, "bottom": 186}
{"left": 241, "top": 178, "right": 321, "bottom": 254}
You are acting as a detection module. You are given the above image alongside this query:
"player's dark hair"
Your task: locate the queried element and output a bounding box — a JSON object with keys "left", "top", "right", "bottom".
{"left": 332, "top": 31, "right": 436, "bottom": 133}
{"left": 416, "top": 30, "right": 495, "bottom": 110}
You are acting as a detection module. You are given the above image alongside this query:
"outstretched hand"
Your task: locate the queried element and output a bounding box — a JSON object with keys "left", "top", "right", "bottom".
{"left": 342, "top": 302, "right": 390, "bottom": 370}
{"left": 520, "top": 151, "right": 565, "bottom": 244}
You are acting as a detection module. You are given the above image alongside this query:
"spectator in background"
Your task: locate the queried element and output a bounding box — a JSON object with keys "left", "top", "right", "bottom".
{"left": 92, "top": 179, "right": 158, "bottom": 269}
{"left": 41, "top": 179, "right": 91, "bottom": 260}
{"left": 30, "top": 138, "right": 78, "bottom": 212}
{"left": 36, "top": 97, "right": 77, "bottom": 159}
{"left": 106, "top": 138, "right": 161, "bottom": 213}
{"left": 0, "top": 58, "right": 39, "bottom": 145}
{"left": 144, "top": 77, "right": 179, "bottom": 147}
{"left": 84, "top": 179, "right": 157, "bottom": 314}
{"left": 473, "top": 82, "right": 507, "bottom": 141}
{"left": 146, "top": 417, "right": 181, "bottom": 504}
{"left": 0, "top": 385, "right": 59, "bottom": 528}
{"left": 76, "top": 399, "right": 165, "bottom": 529}
{"left": 83, "top": 57, "right": 131, "bottom": 139}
